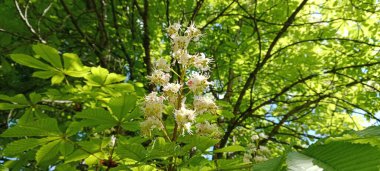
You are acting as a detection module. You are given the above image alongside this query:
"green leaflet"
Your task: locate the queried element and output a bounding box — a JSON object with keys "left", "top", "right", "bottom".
{"left": 51, "top": 73, "right": 65, "bottom": 85}
{"left": 117, "top": 143, "right": 147, "bottom": 161}
{"left": 62, "top": 53, "right": 84, "bottom": 71}
{"left": 252, "top": 157, "right": 286, "bottom": 171}
{"left": 299, "top": 142, "right": 380, "bottom": 171}
{"left": 0, "top": 103, "right": 27, "bottom": 110}
{"left": 108, "top": 94, "right": 137, "bottom": 120}
{"left": 32, "top": 70, "right": 57, "bottom": 79}
{"left": 215, "top": 159, "right": 253, "bottom": 171}
{"left": 29, "top": 92, "right": 42, "bottom": 104}
{"left": 0, "top": 94, "right": 29, "bottom": 104}
{"left": 55, "top": 164, "right": 77, "bottom": 171}
{"left": 178, "top": 135, "right": 219, "bottom": 153}
{"left": 84, "top": 66, "right": 125, "bottom": 87}
{"left": 0, "top": 93, "right": 42, "bottom": 110}
{"left": 59, "top": 141, "right": 75, "bottom": 157}
{"left": 286, "top": 152, "right": 326, "bottom": 171}
{"left": 356, "top": 126, "right": 380, "bottom": 137}
{"left": 10, "top": 54, "right": 54, "bottom": 70}
{"left": 4, "top": 150, "right": 36, "bottom": 170}
{"left": 1, "top": 118, "right": 61, "bottom": 137}
{"left": 148, "top": 137, "right": 178, "bottom": 159}
{"left": 64, "top": 149, "right": 91, "bottom": 164}
{"left": 65, "top": 139, "right": 102, "bottom": 163}
{"left": 214, "top": 145, "right": 246, "bottom": 153}
{"left": 75, "top": 108, "right": 118, "bottom": 129}
{"left": 32, "top": 44, "right": 62, "bottom": 69}
{"left": 36, "top": 139, "right": 62, "bottom": 164}
{"left": 254, "top": 141, "right": 380, "bottom": 171}
{"left": 3, "top": 137, "right": 59, "bottom": 156}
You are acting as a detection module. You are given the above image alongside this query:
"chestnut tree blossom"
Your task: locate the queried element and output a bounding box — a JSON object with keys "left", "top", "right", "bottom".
{"left": 140, "top": 23, "right": 218, "bottom": 138}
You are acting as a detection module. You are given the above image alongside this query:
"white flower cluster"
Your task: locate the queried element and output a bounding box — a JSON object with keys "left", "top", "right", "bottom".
{"left": 243, "top": 133, "right": 270, "bottom": 163}
{"left": 140, "top": 23, "right": 218, "bottom": 137}
{"left": 195, "top": 121, "right": 221, "bottom": 137}
{"left": 193, "top": 95, "right": 218, "bottom": 114}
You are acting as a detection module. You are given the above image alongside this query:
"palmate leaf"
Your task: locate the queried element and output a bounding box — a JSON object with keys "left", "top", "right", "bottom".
{"left": 84, "top": 66, "right": 126, "bottom": 87}
{"left": 84, "top": 66, "right": 109, "bottom": 86}
{"left": 11, "top": 45, "right": 89, "bottom": 85}
{"left": 1, "top": 118, "right": 61, "bottom": 137}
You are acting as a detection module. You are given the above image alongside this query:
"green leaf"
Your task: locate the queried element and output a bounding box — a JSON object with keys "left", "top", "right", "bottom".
{"left": 104, "top": 73, "right": 126, "bottom": 85}
{"left": 51, "top": 73, "right": 65, "bottom": 84}
{"left": 178, "top": 135, "right": 219, "bottom": 152}
{"left": 4, "top": 150, "right": 36, "bottom": 170}
{"left": 62, "top": 53, "right": 89, "bottom": 77}
{"left": 65, "top": 121, "right": 82, "bottom": 136}
{"left": 84, "top": 66, "right": 109, "bottom": 86}
{"left": 3, "top": 137, "right": 57, "bottom": 156}
{"left": 1, "top": 118, "right": 61, "bottom": 137}
{"left": 356, "top": 126, "right": 380, "bottom": 137}
{"left": 33, "top": 44, "right": 62, "bottom": 69}
{"left": 216, "top": 159, "right": 252, "bottom": 170}
{"left": 75, "top": 108, "right": 118, "bottom": 126}
{"left": 60, "top": 141, "right": 74, "bottom": 157}
{"left": 29, "top": 92, "right": 42, "bottom": 104}
{"left": 32, "top": 70, "right": 56, "bottom": 79}
{"left": 65, "top": 149, "right": 90, "bottom": 163}
{"left": 287, "top": 152, "right": 326, "bottom": 171}
{"left": 109, "top": 94, "right": 137, "bottom": 120}
{"left": 36, "top": 139, "right": 61, "bottom": 164}
{"left": 117, "top": 143, "right": 147, "bottom": 161}
{"left": 62, "top": 53, "right": 83, "bottom": 70}
{"left": 0, "top": 94, "right": 29, "bottom": 104}
{"left": 148, "top": 138, "right": 178, "bottom": 159}
{"left": 121, "top": 121, "right": 140, "bottom": 131}
{"left": 10, "top": 54, "right": 54, "bottom": 70}
{"left": 253, "top": 157, "right": 285, "bottom": 171}
{"left": 55, "top": 164, "right": 77, "bottom": 171}
{"left": 214, "top": 145, "right": 246, "bottom": 153}
{"left": 0, "top": 103, "right": 27, "bottom": 110}
{"left": 293, "top": 142, "right": 380, "bottom": 171}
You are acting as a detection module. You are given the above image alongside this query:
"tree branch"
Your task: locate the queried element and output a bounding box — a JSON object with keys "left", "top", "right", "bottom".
{"left": 232, "top": 0, "right": 308, "bottom": 115}
{"left": 201, "top": 0, "right": 236, "bottom": 30}
{"left": 111, "top": 0, "right": 134, "bottom": 79}
{"left": 14, "top": 0, "right": 46, "bottom": 43}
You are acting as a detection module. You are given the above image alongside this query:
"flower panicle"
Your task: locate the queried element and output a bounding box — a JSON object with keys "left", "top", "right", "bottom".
{"left": 140, "top": 23, "right": 219, "bottom": 137}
